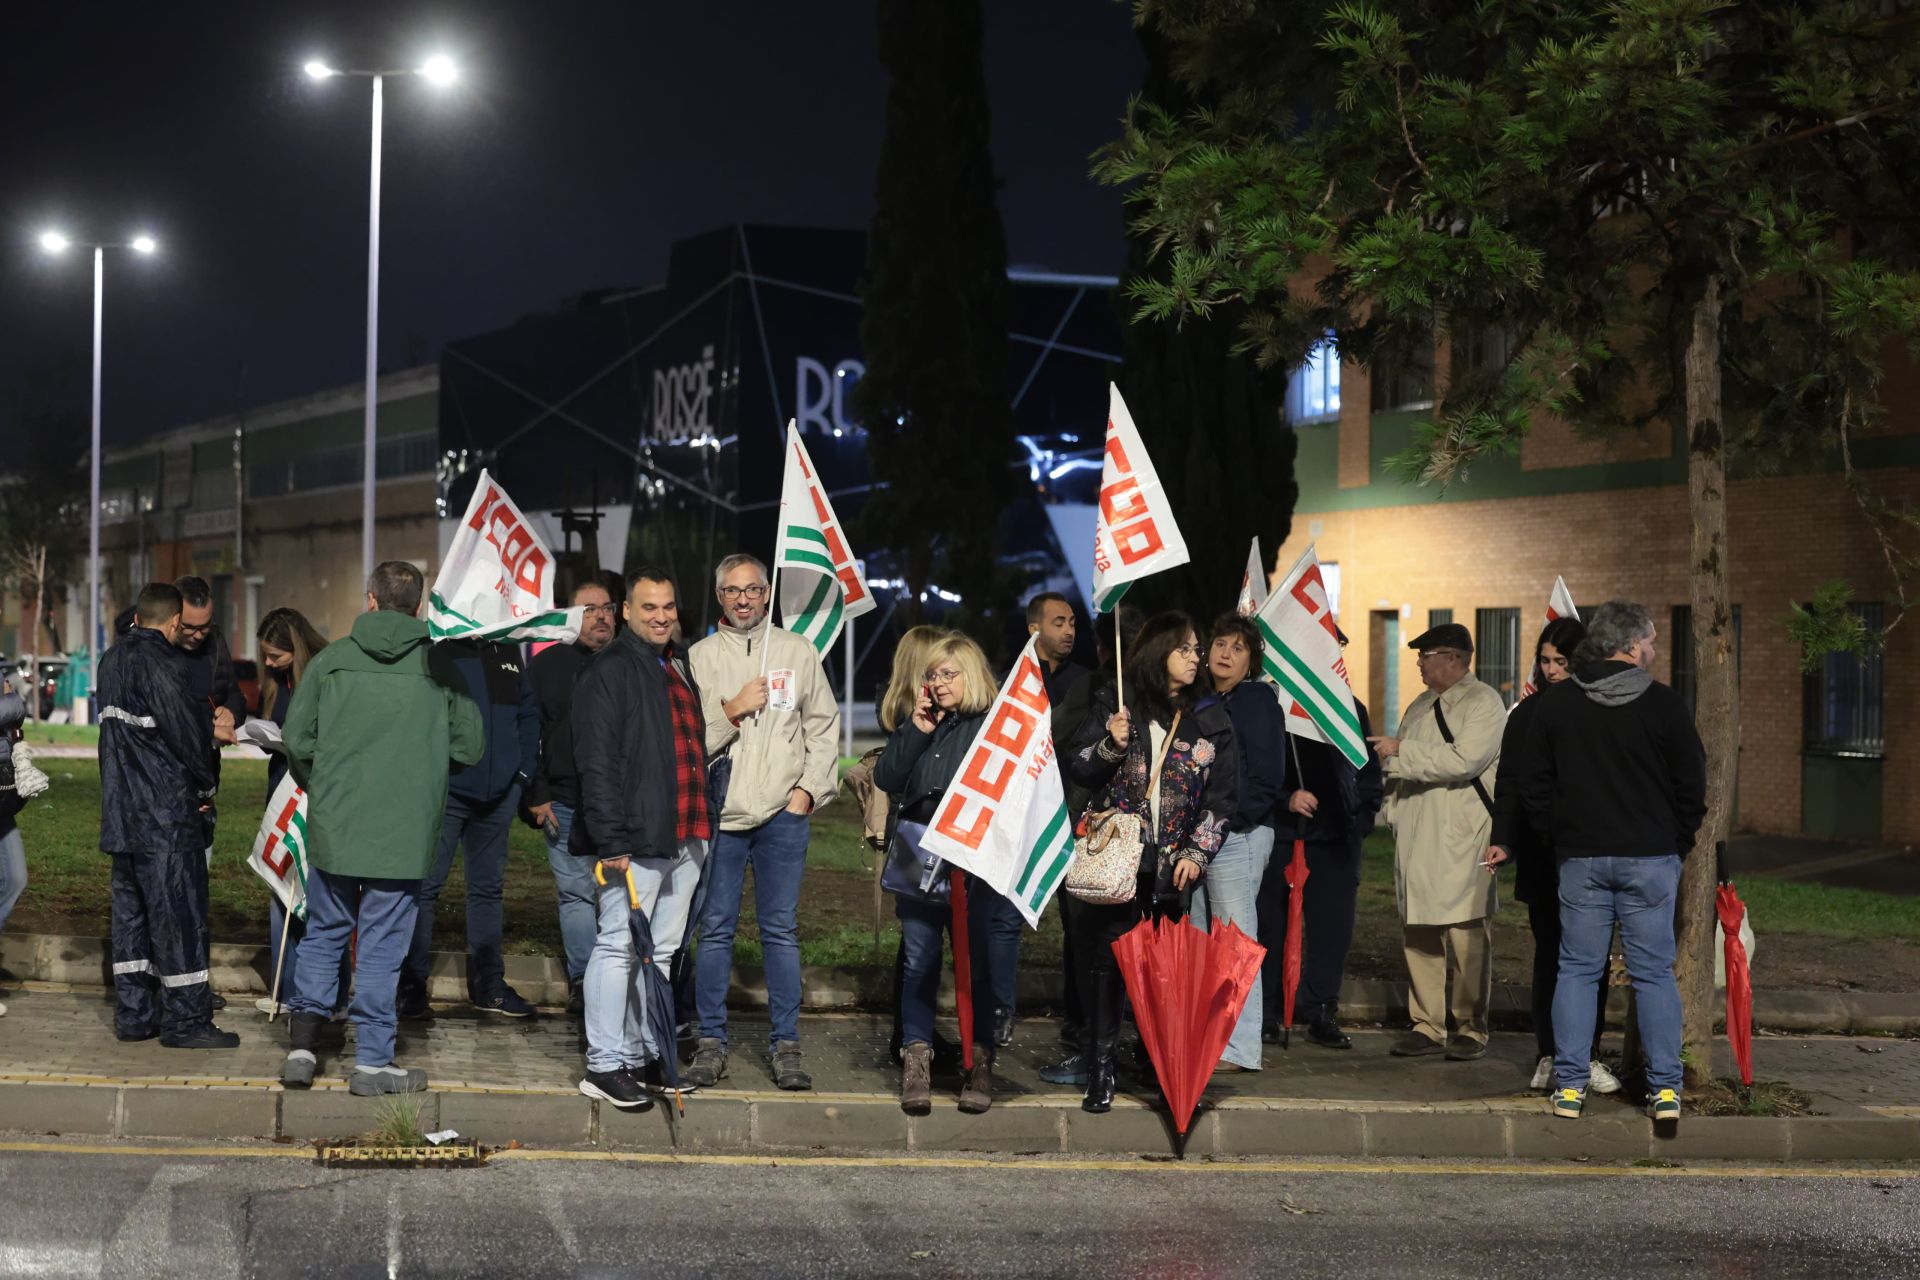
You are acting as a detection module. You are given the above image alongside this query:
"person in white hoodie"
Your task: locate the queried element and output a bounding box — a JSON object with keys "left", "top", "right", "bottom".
{"left": 686, "top": 553, "right": 841, "bottom": 1090}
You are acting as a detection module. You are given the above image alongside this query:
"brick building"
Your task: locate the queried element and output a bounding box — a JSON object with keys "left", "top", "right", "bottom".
{"left": 1273, "top": 347, "right": 1917, "bottom": 846}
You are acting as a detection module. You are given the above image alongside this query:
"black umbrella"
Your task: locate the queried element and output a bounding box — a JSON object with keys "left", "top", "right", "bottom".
{"left": 598, "top": 862, "right": 685, "bottom": 1116}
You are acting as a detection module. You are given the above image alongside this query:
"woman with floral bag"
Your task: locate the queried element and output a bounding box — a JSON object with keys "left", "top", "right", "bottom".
{"left": 1063, "top": 611, "right": 1238, "bottom": 1113}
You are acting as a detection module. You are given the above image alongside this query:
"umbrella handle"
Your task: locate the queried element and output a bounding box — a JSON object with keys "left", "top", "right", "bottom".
{"left": 592, "top": 861, "right": 642, "bottom": 909}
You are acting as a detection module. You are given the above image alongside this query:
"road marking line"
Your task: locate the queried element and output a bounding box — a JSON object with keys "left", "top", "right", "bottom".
{"left": 0, "top": 1139, "right": 1913, "bottom": 1179}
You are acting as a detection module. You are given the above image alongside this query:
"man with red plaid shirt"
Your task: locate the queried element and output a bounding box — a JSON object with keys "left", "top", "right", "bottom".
{"left": 568, "top": 567, "right": 713, "bottom": 1110}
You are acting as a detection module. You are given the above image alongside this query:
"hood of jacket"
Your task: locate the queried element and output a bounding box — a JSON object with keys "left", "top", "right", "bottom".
{"left": 1573, "top": 659, "right": 1653, "bottom": 707}
{"left": 347, "top": 610, "right": 431, "bottom": 664}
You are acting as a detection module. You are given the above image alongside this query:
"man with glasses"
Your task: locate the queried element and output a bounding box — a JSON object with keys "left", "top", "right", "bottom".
{"left": 686, "top": 553, "right": 841, "bottom": 1091}
{"left": 172, "top": 577, "right": 245, "bottom": 826}
{"left": 1368, "top": 622, "right": 1505, "bottom": 1061}
{"left": 527, "top": 578, "right": 622, "bottom": 1013}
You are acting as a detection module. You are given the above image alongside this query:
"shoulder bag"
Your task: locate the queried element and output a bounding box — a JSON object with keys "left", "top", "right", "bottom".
{"left": 1431, "top": 701, "right": 1494, "bottom": 816}
{"left": 1064, "top": 712, "right": 1181, "bottom": 905}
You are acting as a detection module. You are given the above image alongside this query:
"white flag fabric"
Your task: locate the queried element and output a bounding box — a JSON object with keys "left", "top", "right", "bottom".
{"left": 429, "top": 470, "right": 582, "bottom": 644}
{"left": 1254, "top": 545, "right": 1367, "bottom": 768}
{"left": 917, "top": 637, "right": 1077, "bottom": 928}
{"left": 773, "top": 424, "right": 876, "bottom": 655}
{"left": 1237, "top": 536, "right": 1269, "bottom": 617}
{"left": 1519, "top": 576, "right": 1583, "bottom": 698}
{"left": 247, "top": 774, "right": 310, "bottom": 921}
{"left": 1091, "top": 383, "right": 1190, "bottom": 612}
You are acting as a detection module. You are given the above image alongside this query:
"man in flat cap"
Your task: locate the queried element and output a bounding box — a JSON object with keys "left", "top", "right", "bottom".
{"left": 1368, "top": 622, "right": 1505, "bottom": 1060}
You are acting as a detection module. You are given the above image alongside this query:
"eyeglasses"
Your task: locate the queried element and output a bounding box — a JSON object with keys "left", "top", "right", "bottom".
{"left": 1417, "top": 649, "right": 1463, "bottom": 662}
{"left": 1173, "top": 643, "right": 1201, "bottom": 657}
{"left": 927, "top": 667, "right": 964, "bottom": 686}
{"left": 718, "top": 584, "right": 768, "bottom": 601}
{"left": 581, "top": 604, "right": 617, "bottom": 619}
{"left": 178, "top": 620, "right": 212, "bottom": 637}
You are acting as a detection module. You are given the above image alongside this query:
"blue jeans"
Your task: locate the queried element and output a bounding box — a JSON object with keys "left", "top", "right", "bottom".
{"left": 403, "top": 784, "right": 519, "bottom": 1002}
{"left": 1554, "top": 855, "right": 1683, "bottom": 1093}
{"left": 544, "top": 802, "right": 597, "bottom": 983}
{"left": 695, "top": 810, "right": 810, "bottom": 1047}
{"left": 1194, "top": 825, "right": 1273, "bottom": 1069}
{"left": 584, "top": 839, "right": 705, "bottom": 1074}
{"left": 895, "top": 877, "right": 1021, "bottom": 1050}
{"left": 268, "top": 894, "right": 350, "bottom": 1010}
{"left": 0, "top": 828, "right": 25, "bottom": 936}
{"left": 290, "top": 869, "right": 419, "bottom": 1068}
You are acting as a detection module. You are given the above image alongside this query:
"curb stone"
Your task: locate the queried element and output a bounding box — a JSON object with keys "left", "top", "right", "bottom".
{"left": 1, "top": 1078, "right": 1916, "bottom": 1163}
{"left": 4, "top": 931, "right": 1912, "bottom": 1035}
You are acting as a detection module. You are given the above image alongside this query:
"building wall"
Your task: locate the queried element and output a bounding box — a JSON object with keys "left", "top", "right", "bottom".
{"left": 1277, "top": 466, "right": 1920, "bottom": 843}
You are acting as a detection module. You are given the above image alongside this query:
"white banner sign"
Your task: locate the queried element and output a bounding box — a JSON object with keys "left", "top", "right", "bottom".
{"left": 247, "top": 773, "right": 309, "bottom": 921}
{"left": 429, "top": 469, "right": 582, "bottom": 644}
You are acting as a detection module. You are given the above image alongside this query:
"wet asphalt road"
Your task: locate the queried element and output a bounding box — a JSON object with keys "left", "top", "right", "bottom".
{"left": 0, "top": 1146, "right": 1917, "bottom": 1278}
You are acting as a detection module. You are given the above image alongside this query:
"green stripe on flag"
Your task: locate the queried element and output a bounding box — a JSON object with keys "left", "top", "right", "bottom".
{"left": 1261, "top": 654, "right": 1368, "bottom": 768}
{"left": 780, "top": 548, "right": 837, "bottom": 575}
{"left": 1254, "top": 618, "right": 1365, "bottom": 739}
{"left": 1094, "top": 580, "right": 1132, "bottom": 614}
{"left": 788, "top": 574, "right": 846, "bottom": 655}
{"left": 1014, "top": 807, "right": 1071, "bottom": 898}
{"left": 1023, "top": 831, "right": 1078, "bottom": 914}
{"left": 811, "top": 588, "right": 845, "bottom": 655}
{"left": 784, "top": 524, "right": 830, "bottom": 548}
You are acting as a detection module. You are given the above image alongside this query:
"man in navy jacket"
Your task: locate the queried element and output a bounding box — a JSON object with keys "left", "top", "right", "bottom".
{"left": 398, "top": 637, "right": 540, "bottom": 1017}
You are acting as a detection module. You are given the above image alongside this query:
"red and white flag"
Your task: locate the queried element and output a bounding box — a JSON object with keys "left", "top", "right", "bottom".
{"left": 1519, "top": 576, "right": 1582, "bottom": 698}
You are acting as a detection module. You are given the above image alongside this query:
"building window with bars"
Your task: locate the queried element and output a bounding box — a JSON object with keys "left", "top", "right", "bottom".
{"left": 1285, "top": 333, "right": 1342, "bottom": 424}
{"left": 1428, "top": 608, "right": 1453, "bottom": 630}
{"left": 1474, "top": 607, "right": 1522, "bottom": 707}
{"left": 1803, "top": 602, "right": 1884, "bottom": 758}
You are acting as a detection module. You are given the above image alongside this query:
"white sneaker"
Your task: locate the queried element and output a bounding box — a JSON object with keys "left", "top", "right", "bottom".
{"left": 1588, "top": 1059, "right": 1623, "bottom": 1095}
{"left": 255, "top": 997, "right": 280, "bottom": 1015}
{"left": 0, "top": 1000, "right": 8, "bottom": 1017}
{"left": 1529, "top": 1055, "right": 1553, "bottom": 1090}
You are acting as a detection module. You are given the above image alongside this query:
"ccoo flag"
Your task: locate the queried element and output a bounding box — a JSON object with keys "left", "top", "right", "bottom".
{"left": 773, "top": 423, "right": 876, "bottom": 655}
{"left": 1254, "top": 545, "right": 1367, "bottom": 768}
{"left": 429, "top": 470, "right": 582, "bottom": 644}
{"left": 1519, "top": 576, "right": 1582, "bottom": 698}
{"left": 247, "top": 774, "right": 310, "bottom": 921}
{"left": 1237, "top": 536, "right": 1269, "bottom": 617}
{"left": 918, "top": 636, "right": 1077, "bottom": 928}
{"left": 1091, "top": 383, "right": 1190, "bottom": 612}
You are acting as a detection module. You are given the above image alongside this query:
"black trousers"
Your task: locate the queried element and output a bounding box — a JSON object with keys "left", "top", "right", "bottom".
{"left": 1526, "top": 896, "right": 1608, "bottom": 1060}
{"left": 1258, "top": 836, "right": 1361, "bottom": 1026}
{"left": 110, "top": 849, "right": 213, "bottom": 1038}
{"left": 1067, "top": 873, "right": 1188, "bottom": 1062}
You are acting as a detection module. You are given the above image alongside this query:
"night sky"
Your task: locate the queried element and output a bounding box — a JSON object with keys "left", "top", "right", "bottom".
{"left": 1, "top": 1, "right": 1145, "bottom": 445}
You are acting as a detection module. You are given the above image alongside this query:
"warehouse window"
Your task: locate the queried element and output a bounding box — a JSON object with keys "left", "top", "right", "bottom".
{"left": 1428, "top": 608, "right": 1453, "bottom": 630}
{"left": 248, "top": 432, "right": 439, "bottom": 497}
{"left": 1474, "top": 607, "right": 1522, "bottom": 707}
{"left": 1286, "top": 333, "right": 1342, "bottom": 424}
{"left": 1370, "top": 330, "right": 1436, "bottom": 413}
{"left": 1803, "top": 602, "right": 1884, "bottom": 758}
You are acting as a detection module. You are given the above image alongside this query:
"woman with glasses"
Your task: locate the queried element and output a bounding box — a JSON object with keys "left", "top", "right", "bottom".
{"left": 1489, "top": 616, "right": 1620, "bottom": 1095}
{"left": 1064, "top": 611, "right": 1238, "bottom": 1112}
{"left": 873, "top": 631, "right": 1014, "bottom": 1115}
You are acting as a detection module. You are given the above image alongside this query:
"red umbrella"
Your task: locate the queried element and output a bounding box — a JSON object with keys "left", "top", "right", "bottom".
{"left": 1111, "top": 916, "right": 1266, "bottom": 1156}
{"left": 949, "top": 868, "right": 976, "bottom": 1072}
{"left": 1279, "top": 830, "right": 1310, "bottom": 1049}
{"left": 1716, "top": 878, "right": 1754, "bottom": 1087}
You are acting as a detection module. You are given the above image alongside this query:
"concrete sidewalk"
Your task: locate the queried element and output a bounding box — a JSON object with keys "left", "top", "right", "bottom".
{"left": 1, "top": 985, "right": 1916, "bottom": 1163}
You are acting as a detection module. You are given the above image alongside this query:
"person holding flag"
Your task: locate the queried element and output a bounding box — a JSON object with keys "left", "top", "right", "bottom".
{"left": 873, "top": 632, "right": 1009, "bottom": 1116}
{"left": 686, "top": 552, "right": 842, "bottom": 1093}
{"left": 1064, "top": 612, "right": 1237, "bottom": 1113}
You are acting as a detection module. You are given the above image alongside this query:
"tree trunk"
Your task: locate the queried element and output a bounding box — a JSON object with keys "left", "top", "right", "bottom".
{"left": 1676, "top": 275, "right": 1739, "bottom": 1089}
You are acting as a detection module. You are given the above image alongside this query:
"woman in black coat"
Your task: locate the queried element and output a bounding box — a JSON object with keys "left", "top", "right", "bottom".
{"left": 1490, "top": 616, "right": 1619, "bottom": 1095}
{"left": 1064, "top": 611, "right": 1238, "bottom": 1113}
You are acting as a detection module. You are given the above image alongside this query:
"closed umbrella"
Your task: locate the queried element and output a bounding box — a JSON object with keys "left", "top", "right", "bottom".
{"left": 1279, "top": 823, "right": 1310, "bottom": 1049}
{"left": 598, "top": 862, "right": 686, "bottom": 1115}
{"left": 1715, "top": 843, "right": 1753, "bottom": 1088}
{"left": 950, "top": 868, "right": 976, "bottom": 1071}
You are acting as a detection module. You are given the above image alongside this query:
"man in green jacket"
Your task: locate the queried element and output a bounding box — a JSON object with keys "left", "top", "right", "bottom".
{"left": 278, "top": 562, "right": 484, "bottom": 1094}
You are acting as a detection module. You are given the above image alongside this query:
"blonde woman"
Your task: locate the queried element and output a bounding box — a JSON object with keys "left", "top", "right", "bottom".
{"left": 876, "top": 624, "right": 952, "bottom": 733}
{"left": 873, "top": 632, "right": 1017, "bottom": 1116}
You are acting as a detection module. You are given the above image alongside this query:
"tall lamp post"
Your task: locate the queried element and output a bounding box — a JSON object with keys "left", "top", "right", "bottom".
{"left": 303, "top": 54, "right": 459, "bottom": 585}
{"left": 38, "top": 229, "right": 158, "bottom": 708}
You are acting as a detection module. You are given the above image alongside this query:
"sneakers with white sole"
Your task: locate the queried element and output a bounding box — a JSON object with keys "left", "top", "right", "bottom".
{"left": 1529, "top": 1055, "right": 1553, "bottom": 1090}
{"left": 1648, "top": 1088, "right": 1681, "bottom": 1129}
{"left": 1552, "top": 1087, "right": 1586, "bottom": 1118}
{"left": 349, "top": 1065, "right": 428, "bottom": 1096}
{"left": 1588, "top": 1059, "right": 1623, "bottom": 1095}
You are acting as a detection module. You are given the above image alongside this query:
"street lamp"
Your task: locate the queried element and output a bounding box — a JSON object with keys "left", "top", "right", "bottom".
{"left": 302, "top": 53, "right": 460, "bottom": 584}
{"left": 37, "top": 229, "right": 160, "bottom": 700}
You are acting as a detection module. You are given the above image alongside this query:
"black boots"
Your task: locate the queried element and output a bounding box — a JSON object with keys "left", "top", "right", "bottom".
{"left": 1082, "top": 968, "right": 1122, "bottom": 1114}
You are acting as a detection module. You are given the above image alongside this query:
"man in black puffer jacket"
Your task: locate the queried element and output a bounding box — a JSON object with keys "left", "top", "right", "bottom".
{"left": 96, "top": 583, "right": 236, "bottom": 1049}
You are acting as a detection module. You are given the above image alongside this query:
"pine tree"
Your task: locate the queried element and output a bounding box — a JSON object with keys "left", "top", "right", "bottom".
{"left": 854, "top": 0, "right": 1018, "bottom": 638}
{"left": 1098, "top": 0, "right": 1920, "bottom": 1085}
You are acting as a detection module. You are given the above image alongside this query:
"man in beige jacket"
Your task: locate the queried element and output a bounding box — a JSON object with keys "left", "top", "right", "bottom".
{"left": 1369, "top": 622, "right": 1505, "bottom": 1060}
{"left": 685, "top": 554, "right": 841, "bottom": 1091}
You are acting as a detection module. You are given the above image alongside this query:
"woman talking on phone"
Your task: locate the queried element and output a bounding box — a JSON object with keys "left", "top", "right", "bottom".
{"left": 1064, "top": 611, "right": 1238, "bottom": 1113}
{"left": 873, "top": 631, "right": 1017, "bottom": 1117}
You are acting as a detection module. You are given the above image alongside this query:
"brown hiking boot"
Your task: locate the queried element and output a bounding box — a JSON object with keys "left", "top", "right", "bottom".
{"left": 957, "top": 1049, "right": 994, "bottom": 1114}
{"left": 900, "top": 1042, "right": 933, "bottom": 1116}
{"left": 686, "top": 1037, "right": 728, "bottom": 1089}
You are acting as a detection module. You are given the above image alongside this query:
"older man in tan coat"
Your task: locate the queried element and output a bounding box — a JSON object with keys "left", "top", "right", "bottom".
{"left": 1369, "top": 622, "right": 1505, "bottom": 1060}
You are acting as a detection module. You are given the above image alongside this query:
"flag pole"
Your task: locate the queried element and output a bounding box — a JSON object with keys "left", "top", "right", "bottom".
{"left": 842, "top": 613, "right": 855, "bottom": 758}
{"left": 268, "top": 904, "right": 293, "bottom": 1023}
{"left": 1113, "top": 609, "right": 1125, "bottom": 717}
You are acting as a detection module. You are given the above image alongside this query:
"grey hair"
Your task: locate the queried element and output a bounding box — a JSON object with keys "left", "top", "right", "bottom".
{"left": 713, "top": 553, "right": 769, "bottom": 591}
{"left": 1577, "top": 600, "right": 1655, "bottom": 663}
